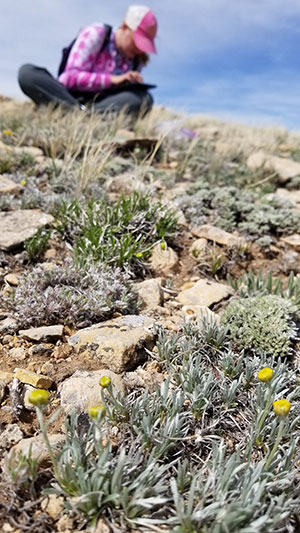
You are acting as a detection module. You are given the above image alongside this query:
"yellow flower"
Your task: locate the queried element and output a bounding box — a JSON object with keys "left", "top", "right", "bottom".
{"left": 88, "top": 405, "right": 106, "bottom": 419}
{"left": 273, "top": 399, "right": 291, "bottom": 418}
{"left": 28, "top": 389, "right": 50, "bottom": 407}
{"left": 99, "top": 376, "right": 111, "bottom": 388}
{"left": 20, "top": 179, "right": 27, "bottom": 187}
{"left": 3, "top": 129, "right": 12, "bottom": 135}
{"left": 257, "top": 368, "right": 274, "bottom": 382}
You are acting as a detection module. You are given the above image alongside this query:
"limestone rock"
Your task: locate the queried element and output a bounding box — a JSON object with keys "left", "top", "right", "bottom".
{"left": 41, "top": 494, "right": 64, "bottom": 521}
{"left": 181, "top": 305, "right": 220, "bottom": 323}
{"left": 177, "top": 279, "right": 232, "bottom": 307}
{"left": 9, "top": 347, "right": 27, "bottom": 361}
{"left": 0, "top": 209, "right": 54, "bottom": 251}
{"left": 13, "top": 146, "right": 43, "bottom": 158}
{"left": 58, "top": 369, "right": 125, "bottom": 414}
{"left": 19, "top": 325, "right": 64, "bottom": 342}
{"left": 190, "top": 238, "right": 208, "bottom": 258}
{"left": 4, "top": 273, "right": 19, "bottom": 286}
{"left": 247, "top": 151, "right": 300, "bottom": 183}
{"left": 149, "top": 244, "right": 179, "bottom": 275}
{"left": 105, "top": 171, "right": 146, "bottom": 195}
{"left": 134, "top": 278, "right": 163, "bottom": 309}
{"left": 28, "top": 343, "right": 54, "bottom": 356}
{"left": 6, "top": 434, "right": 65, "bottom": 466}
{"left": 191, "top": 224, "right": 246, "bottom": 247}
{"left": 281, "top": 234, "right": 300, "bottom": 250}
{"left": 275, "top": 188, "right": 300, "bottom": 207}
{"left": 23, "top": 384, "right": 36, "bottom": 410}
{"left": 0, "top": 317, "right": 17, "bottom": 334}
{"left": 124, "top": 368, "right": 165, "bottom": 392}
{"left": 14, "top": 368, "right": 53, "bottom": 388}
{"left": 0, "top": 424, "right": 23, "bottom": 449}
{"left": 69, "top": 315, "right": 155, "bottom": 373}
{"left": 0, "top": 175, "right": 22, "bottom": 195}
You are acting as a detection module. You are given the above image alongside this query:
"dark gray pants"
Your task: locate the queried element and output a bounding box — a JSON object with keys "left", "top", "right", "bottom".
{"left": 18, "top": 64, "right": 153, "bottom": 115}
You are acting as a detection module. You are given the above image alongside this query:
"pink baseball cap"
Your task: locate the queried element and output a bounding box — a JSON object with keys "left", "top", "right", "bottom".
{"left": 124, "top": 5, "right": 158, "bottom": 54}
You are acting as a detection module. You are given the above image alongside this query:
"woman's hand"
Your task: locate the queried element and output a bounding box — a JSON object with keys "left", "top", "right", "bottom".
{"left": 110, "top": 71, "right": 144, "bottom": 85}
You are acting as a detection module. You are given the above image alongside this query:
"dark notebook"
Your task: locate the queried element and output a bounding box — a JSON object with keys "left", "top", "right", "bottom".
{"left": 102, "top": 82, "right": 157, "bottom": 93}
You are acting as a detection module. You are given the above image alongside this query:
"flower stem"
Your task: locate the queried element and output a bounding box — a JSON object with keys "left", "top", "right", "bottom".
{"left": 264, "top": 419, "right": 285, "bottom": 471}
{"left": 256, "top": 384, "right": 273, "bottom": 444}
{"left": 35, "top": 406, "right": 60, "bottom": 482}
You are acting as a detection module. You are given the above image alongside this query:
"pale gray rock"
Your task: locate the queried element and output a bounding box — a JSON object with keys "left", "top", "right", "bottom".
{"left": 247, "top": 151, "right": 300, "bottom": 183}
{"left": 281, "top": 234, "right": 300, "bottom": 250}
{"left": 181, "top": 305, "right": 220, "bottom": 323}
{"left": 177, "top": 279, "right": 232, "bottom": 307}
{"left": 0, "top": 210, "right": 54, "bottom": 251}
{"left": 9, "top": 346, "right": 27, "bottom": 361}
{"left": 124, "top": 368, "right": 165, "bottom": 392}
{"left": 189, "top": 238, "right": 208, "bottom": 258}
{"left": 0, "top": 317, "right": 17, "bottom": 334}
{"left": 69, "top": 315, "right": 155, "bottom": 373}
{"left": 105, "top": 171, "right": 147, "bottom": 196}
{"left": 0, "top": 423, "right": 23, "bottom": 449}
{"left": 58, "top": 369, "right": 125, "bottom": 414}
{"left": 134, "top": 278, "right": 163, "bottom": 309}
{"left": 23, "top": 384, "right": 35, "bottom": 410}
{"left": 19, "top": 325, "right": 64, "bottom": 342}
{"left": 5, "top": 434, "right": 65, "bottom": 466}
{"left": 4, "top": 273, "right": 19, "bottom": 286}
{"left": 13, "top": 146, "right": 43, "bottom": 158}
{"left": 0, "top": 175, "right": 22, "bottom": 195}
{"left": 149, "top": 244, "right": 179, "bottom": 275}
{"left": 191, "top": 224, "right": 246, "bottom": 247}
{"left": 275, "top": 188, "right": 300, "bottom": 207}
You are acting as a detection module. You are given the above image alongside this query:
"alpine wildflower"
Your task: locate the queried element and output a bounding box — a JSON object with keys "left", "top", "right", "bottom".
{"left": 273, "top": 399, "right": 291, "bottom": 418}
{"left": 28, "top": 389, "right": 50, "bottom": 407}
{"left": 88, "top": 405, "right": 106, "bottom": 420}
{"left": 99, "top": 376, "right": 111, "bottom": 388}
{"left": 257, "top": 367, "right": 274, "bottom": 382}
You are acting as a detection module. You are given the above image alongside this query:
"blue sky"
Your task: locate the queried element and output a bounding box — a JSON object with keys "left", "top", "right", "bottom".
{"left": 2, "top": 0, "right": 300, "bottom": 129}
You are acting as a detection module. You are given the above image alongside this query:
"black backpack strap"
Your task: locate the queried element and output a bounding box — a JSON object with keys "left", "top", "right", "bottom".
{"left": 132, "top": 57, "right": 140, "bottom": 71}
{"left": 58, "top": 24, "right": 112, "bottom": 76}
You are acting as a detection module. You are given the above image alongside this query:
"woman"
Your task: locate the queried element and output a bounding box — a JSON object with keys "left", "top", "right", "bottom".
{"left": 18, "top": 5, "right": 157, "bottom": 115}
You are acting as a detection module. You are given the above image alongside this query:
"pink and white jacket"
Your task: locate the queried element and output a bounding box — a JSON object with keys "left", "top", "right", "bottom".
{"left": 58, "top": 24, "right": 141, "bottom": 92}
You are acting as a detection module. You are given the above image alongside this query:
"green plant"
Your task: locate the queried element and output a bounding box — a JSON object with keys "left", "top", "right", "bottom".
{"left": 24, "top": 228, "right": 51, "bottom": 262}
{"left": 221, "top": 294, "right": 300, "bottom": 356}
{"left": 54, "top": 192, "right": 178, "bottom": 268}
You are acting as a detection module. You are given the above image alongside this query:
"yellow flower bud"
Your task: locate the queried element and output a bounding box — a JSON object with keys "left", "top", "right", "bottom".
{"left": 28, "top": 389, "right": 50, "bottom": 407}
{"left": 160, "top": 241, "right": 166, "bottom": 250}
{"left": 134, "top": 252, "right": 143, "bottom": 258}
{"left": 3, "top": 129, "right": 12, "bottom": 135}
{"left": 88, "top": 405, "right": 106, "bottom": 419}
{"left": 257, "top": 367, "right": 274, "bottom": 382}
{"left": 273, "top": 399, "right": 291, "bottom": 418}
{"left": 99, "top": 376, "right": 111, "bottom": 388}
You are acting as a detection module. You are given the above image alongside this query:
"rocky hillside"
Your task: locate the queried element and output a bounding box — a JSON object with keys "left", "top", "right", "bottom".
{"left": 1, "top": 95, "right": 300, "bottom": 532}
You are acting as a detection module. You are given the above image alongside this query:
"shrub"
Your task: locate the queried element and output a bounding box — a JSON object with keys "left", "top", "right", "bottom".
{"left": 1, "top": 260, "right": 139, "bottom": 328}
{"left": 221, "top": 294, "right": 300, "bottom": 356}
{"left": 180, "top": 186, "right": 300, "bottom": 240}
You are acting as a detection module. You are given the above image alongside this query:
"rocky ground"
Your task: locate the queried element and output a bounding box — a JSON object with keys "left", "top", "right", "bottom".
{"left": 1, "top": 96, "right": 300, "bottom": 532}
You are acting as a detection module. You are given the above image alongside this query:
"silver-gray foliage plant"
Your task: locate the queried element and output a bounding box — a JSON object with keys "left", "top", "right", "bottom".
{"left": 1, "top": 260, "right": 139, "bottom": 328}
